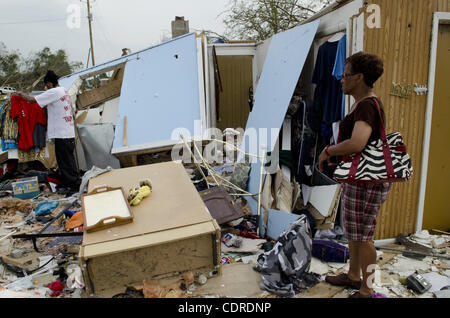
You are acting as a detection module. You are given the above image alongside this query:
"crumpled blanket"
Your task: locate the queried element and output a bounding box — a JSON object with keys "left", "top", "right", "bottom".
{"left": 254, "top": 215, "right": 320, "bottom": 297}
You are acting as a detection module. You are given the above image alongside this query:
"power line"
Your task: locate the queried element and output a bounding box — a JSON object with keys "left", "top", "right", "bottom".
{"left": 0, "top": 17, "right": 87, "bottom": 25}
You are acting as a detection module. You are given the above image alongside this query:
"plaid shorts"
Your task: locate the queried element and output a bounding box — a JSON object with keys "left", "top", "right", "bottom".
{"left": 341, "top": 182, "right": 392, "bottom": 242}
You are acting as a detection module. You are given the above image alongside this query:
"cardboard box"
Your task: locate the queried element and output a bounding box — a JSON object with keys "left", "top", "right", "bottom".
{"left": 12, "top": 177, "right": 39, "bottom": 200}
{"left": 79, "top": 162, "right": 221, "bottom": 298}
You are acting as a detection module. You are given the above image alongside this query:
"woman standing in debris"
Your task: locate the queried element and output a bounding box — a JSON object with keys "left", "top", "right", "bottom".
{"left": 318, "top": 52, "right": 391, "bottom": 298}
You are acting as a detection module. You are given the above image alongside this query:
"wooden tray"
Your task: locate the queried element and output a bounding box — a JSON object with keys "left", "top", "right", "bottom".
{"left": 81, "top": 186, "right": 134, "bottom": 233}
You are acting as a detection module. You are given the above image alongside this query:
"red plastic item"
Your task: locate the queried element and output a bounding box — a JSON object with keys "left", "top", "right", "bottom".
{"left": 47, "top": 280, "right": 64, "bottom": 297}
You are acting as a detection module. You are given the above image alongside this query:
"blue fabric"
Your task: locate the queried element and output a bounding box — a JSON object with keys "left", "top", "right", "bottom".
{"left": 312, "top": 239, "right": 350, "bottom": 263}
{"left": 1, "top": 140, "right": 18, "bottom": 151}
{"left": 35, "top": 201, "right": 59, "bottom": 217}
{"left": 332, "top": 35, "right": 347, "bottom": 119}
{"left": 312, "top": 40, "right": 343, "bottom": 125}
{"left": 332, "top": 35, "right": 347, "bottom": 80}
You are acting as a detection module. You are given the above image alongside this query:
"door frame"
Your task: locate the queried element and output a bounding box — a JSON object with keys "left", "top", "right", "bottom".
{"left": 416, "top": 12, "right": 450, "bottom": 233}
{"left": 207, "top": 44, "right": 257, "bottom": 129}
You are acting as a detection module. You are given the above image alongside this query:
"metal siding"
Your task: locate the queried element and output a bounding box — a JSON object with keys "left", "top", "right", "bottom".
{"left": 362, "top": 0, "right": 450, "bottom": 239}
{"left": 423, "top": 24, "right": 450, "bottom": 231}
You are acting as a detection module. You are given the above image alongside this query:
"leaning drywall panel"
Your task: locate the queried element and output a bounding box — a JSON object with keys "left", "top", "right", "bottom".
{"left": 263, "top": 208, "right": 301, "bottom": 240}
{"left": 242, "top": 21, "right": 320, "bottom": 238}
{"left": 243, "top": 20, "right": 320, "bottom": 158}
{"left": 112, "top": 33, "right": 202, "bottom": 154}
{"left": 244, "top": 20, "right": 320, "bottom": 194}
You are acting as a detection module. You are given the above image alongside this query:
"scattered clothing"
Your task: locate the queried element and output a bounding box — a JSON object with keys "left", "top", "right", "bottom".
{"left": 10, "top": 96, "right": 47, "bottom": 151}
{"left": 254, "top": 215, "right": 320, "bottom": 297}
{"left": 35, "top": 201, "right": 59, "bottom": 217}
{"left": 47, "top": 280, "right": 64, "bottom": 297}
{"left": 312, "top": 239, "right": 350, "bottom": 263}
{"left": 0, "top": 99, "right": 19, "bottom": 147}
{"left": 314, "top": 225, "right": 345, "bottom": 240}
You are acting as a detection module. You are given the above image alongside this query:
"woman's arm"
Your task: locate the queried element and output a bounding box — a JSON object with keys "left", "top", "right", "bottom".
{"left": 319, "top": 121, "right": 373, "bottom": 171}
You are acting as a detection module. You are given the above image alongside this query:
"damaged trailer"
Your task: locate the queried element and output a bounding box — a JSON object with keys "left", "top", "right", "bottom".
{"left": 211, "top": 0, "right": 450, "bottom": 243}
{"left": 57, "top": 32, "right": 211, "bottom": 170}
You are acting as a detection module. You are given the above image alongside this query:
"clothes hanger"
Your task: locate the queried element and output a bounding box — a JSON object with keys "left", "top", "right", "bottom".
{"left": 327, "top": 21, "right": 347, "bottom": 42}
{"left": 327, "top": 32, "right": 346, "bottom": 42}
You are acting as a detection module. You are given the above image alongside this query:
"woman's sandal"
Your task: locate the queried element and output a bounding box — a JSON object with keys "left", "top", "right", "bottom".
{"left": 348, "top": 291, "right": 372, "bottom": 298}
{"left": 325, "top": 273, "right": 362, "bottom": 290}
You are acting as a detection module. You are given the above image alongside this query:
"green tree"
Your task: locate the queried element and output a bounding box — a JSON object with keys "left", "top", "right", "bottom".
{"left": 0, "top": 42, "right": 21, "bottom": 87}
{"left": 0, "top": 43, "right": 82, "bottom": 91}
{"left": 222, "top": 0, "right": 332, "bottom": 41}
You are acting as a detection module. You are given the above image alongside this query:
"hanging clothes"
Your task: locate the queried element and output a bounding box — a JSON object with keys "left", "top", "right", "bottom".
{"left": 293, "top": 99, "right": 318, "bottom": 186}
{"left": 332, "top": 34, "right": 347, "bottom": 120}
{"left": 0, "top": 98, "right": 19, "bottom": 150}
{"left": 312, "top": 39, "right": 344, "bottom": 126}
{"left": 10, "top": 96, "right": 47, "bottom": 152}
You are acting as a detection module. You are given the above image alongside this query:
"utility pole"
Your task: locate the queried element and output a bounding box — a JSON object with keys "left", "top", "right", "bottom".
{"left": 86, "top": 0, "right": 95, "bottom": 66}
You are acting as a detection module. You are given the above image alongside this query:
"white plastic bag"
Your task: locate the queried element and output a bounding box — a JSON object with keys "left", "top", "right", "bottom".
{"left": 66, "top": 264, "right": 85, "bottom": 289}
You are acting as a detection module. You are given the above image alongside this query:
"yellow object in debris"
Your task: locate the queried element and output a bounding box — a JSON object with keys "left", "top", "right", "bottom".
{"left": 399, "top": 276, "right": 408, "bottom": 286}
{"left": 140, "top": 178, "right": 153, "bottom": 190}
{"left": 129, "top": 185, "right": 152, "bottom": 206}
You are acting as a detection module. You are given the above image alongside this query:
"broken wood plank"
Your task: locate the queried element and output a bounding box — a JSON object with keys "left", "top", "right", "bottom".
{"left": 0, "top": 254, "right": 33, "bottom": 267}
{"left": 296, "top": 281, "right": 345, "bottom": 298}
{"left": 123, "top": 116, "right": 127, "bottom": 147}
{"left": 431, "top": 229, "right": 450, "bottom": 236}
{"left": 77, "top": 79, "right": 122, "bottom": 110}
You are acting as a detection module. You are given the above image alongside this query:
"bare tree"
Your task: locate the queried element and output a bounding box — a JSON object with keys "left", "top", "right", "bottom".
{"left": 222, "top": 0, "right": 332, "bottom": 41}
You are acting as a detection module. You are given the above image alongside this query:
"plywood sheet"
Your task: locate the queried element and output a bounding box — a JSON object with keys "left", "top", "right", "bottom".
{"left": 81, "top": 221, "right": 216, "bottom": 258}
{"left": 193, "top": 263, "right": 264, "bottom": 298}
{"left": 296, "top": 281, "right": 344, "bottom": 298}
{"left": 87, "top": 233, "right": 215, "bottom": 296}
{"left": 83, "top": 161, "right": 213, "bottom": 246}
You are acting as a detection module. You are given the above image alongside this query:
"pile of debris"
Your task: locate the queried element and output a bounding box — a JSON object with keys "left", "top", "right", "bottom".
{"left": 1, "top": 152, "right": 449, "bottom": 299}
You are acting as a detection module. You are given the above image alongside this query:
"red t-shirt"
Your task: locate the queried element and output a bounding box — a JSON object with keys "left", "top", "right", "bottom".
{"left": 10, "top": 96, "right": 47, "bottom": 151}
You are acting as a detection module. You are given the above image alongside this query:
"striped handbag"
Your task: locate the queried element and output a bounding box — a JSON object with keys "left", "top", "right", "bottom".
{"left": 333, "top": 98, "right": 413, "bottom": 183}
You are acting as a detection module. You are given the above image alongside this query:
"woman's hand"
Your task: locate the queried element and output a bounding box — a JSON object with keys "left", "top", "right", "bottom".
{"left": 319, "top": 146, "right": 331, "bottom": 172}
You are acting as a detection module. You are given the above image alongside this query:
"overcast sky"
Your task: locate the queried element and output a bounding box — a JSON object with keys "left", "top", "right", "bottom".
{"left": 0, "top": 0, "right": 230, "bottom": 69}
